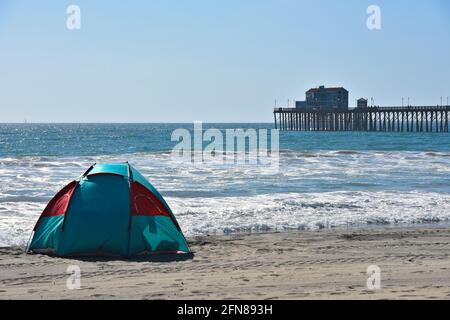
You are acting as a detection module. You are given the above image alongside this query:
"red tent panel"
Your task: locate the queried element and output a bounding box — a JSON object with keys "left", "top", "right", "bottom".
{"left": 130, "top": 181, "right": 171, "bottom": 217}
{"left": 41, "top": 180, "right": 78, "bottom": 217}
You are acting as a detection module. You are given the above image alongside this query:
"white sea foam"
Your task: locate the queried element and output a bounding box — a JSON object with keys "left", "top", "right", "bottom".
{"left": 1, "top": 191, "right": 450, "bottom": 247}
{"left": 1, "top": 150, "right": 450, "bottom": 247}
{"left": 170, "top": 191, "right": 450, "bottom": 235}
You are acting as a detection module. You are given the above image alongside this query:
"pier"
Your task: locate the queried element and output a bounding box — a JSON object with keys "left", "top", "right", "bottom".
{"left": 274, "top": 106, "right": 450, "bottom": 132}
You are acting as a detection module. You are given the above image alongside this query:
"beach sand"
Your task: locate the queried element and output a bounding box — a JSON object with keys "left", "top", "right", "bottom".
{"left": 1, "top": 227, "right": 450, "bottom": 300}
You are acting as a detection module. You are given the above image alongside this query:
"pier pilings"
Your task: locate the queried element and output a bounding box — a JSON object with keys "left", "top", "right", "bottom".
{"left": 273, "top": 106, "right": 450, "bottom": 132}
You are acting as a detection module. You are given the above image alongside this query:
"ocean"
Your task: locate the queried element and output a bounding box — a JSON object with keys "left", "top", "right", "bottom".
{"left": 1, "top": 123, "right": 450, "bottom": 247}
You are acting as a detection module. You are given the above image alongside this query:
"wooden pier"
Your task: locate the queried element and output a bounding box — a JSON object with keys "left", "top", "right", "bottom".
{"left": 274, "top": 106, "right": 450, "bottom": 132}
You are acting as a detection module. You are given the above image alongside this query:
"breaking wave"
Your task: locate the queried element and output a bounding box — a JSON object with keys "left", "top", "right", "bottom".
{"left": 1, "top": 148, "right": 450, "bottom": 246}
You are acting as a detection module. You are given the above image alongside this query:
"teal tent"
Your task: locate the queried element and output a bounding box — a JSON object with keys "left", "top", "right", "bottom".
{"left": 28, "top": 163, "right": 190, "bottom": 257}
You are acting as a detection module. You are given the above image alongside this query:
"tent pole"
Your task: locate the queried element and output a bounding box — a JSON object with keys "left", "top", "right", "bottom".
{"left": 126, "top": 162, "right": 133, "bottom": 257}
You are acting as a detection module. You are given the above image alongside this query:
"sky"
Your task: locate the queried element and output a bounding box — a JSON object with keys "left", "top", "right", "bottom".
{"left": 0, "top": 0, "right": 449, "bottom": 123}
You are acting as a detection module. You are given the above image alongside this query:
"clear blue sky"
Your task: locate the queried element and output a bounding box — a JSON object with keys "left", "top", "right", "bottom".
{"left": 0, "top": 0, "right": 449, "bottom": 122}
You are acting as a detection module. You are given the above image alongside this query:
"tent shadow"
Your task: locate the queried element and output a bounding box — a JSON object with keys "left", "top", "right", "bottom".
{"left": 70, "top": 252, "right": 195, "bottom": 263}
{"left": 33, "top": 252, "right": 195, "bottom": 263}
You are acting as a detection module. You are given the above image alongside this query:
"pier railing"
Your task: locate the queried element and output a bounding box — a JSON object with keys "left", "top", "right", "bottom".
{"left": 273, "top": 106, "right": 450, "bottom": 132}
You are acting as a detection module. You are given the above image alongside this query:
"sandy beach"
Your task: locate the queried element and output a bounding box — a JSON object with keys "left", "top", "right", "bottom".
{"left": 1, "top": 226, "right": 450, "bottom": 300}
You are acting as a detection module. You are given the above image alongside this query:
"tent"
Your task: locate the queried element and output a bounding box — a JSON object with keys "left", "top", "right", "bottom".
{"left": 28, "top": 163, "right": 190, "bottom": 257}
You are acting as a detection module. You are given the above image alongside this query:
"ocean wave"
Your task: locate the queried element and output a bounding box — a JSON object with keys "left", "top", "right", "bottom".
{"left": 332, "top": 150, "right": 362, "bottom": 155}
{"left": 169, "top": 191, "right": 450, "bottom": 236}
{"left": 2, "top": 190, "right": 450, "bottom": 247}
{"left": 0, "top": 196, "right": 49, "bottom": 203}
{"left": 423, "top": 152, "right": 450, "bottom": 157}
{"left": 2, "top": 149, "right": 450, "bottom": 161}
{"left": 0, "top": 149, "right": 450, "bottom": 247}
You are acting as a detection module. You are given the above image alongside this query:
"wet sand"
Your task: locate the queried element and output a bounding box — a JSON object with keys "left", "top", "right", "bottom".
{"left": 1, "top": 227, "right": 450, "bottom": 299}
